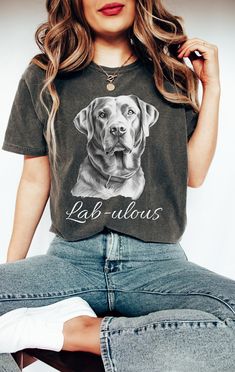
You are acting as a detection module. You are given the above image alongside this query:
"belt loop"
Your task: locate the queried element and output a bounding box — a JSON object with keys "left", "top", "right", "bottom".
{"left": 111, "top": 231, "right": 113, "bottom": 248}
{"left": 107, "top": 230, "right": 114, "bottom": 260}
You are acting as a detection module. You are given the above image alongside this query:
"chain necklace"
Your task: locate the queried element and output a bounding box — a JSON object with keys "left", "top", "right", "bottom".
{"left": 96, "top": 53, "right": 134, "bottom": 91}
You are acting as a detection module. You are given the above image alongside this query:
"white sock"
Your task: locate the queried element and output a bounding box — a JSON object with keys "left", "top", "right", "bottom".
{"left": 0, "top": 296, "right": 97, "bottom": 353}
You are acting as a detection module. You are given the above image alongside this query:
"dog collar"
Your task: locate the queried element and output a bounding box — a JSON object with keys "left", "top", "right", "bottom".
{"left": 88, "top": 155, "right": 140, "bottom": 189}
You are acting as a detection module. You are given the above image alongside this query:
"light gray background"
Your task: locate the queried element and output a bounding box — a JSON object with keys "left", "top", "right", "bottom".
{"left": 0, "top": 1, "right": 234, "bottom": 370}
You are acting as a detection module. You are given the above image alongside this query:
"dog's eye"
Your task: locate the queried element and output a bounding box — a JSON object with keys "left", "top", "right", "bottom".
{"left": 98, "top": 111, "right": 106, "bottom": 118}
{"left": 127, "top": 109, "right": 135, "bottom": 115}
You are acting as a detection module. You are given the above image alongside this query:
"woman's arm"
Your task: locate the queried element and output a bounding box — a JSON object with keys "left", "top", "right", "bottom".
{"left": 6, "top": 155, "right": 51, "bottom": 263}
{"left": 177, "top": 38, "right": 221, "bottom": 187}
{"left": 187, "top": 84, "right": 220, "bottom": 187}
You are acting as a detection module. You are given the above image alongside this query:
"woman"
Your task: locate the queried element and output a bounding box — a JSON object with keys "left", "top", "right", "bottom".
{"left": 1, "top": 0, "right": 235, "bottom": 371}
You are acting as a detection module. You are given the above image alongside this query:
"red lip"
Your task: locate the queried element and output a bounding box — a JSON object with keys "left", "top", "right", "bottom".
{"left": 98, "top": 2, "right": 124, "bottom": 11}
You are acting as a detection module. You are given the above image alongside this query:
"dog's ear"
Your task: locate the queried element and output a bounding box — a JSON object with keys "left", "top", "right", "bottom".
{"left": 130, "top": 95, "right": 159, "bottom": 137}
{"left": 73, "top": 99, "right": 97, "bottom": 142}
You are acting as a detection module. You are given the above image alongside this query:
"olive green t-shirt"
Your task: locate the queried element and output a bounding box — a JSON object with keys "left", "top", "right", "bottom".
{"left": 2, "top": 59, "right": 198, "bottom": 243}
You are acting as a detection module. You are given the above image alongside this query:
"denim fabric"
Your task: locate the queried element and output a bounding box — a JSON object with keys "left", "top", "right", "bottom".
{"left": 0, "top": 228, "right": 235, "bottom": 371}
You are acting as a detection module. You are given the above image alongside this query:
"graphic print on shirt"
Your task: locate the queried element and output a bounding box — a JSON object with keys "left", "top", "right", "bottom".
{"left": 71, "top": 94, "right": 159, "bottom": 200}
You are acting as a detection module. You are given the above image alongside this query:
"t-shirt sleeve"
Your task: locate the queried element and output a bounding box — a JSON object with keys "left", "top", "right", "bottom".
{"left": 1, "top": 77, "right": 48, "bottom": 156}
{"left": 185, "top": 104, "right": 199, "bottom": 142}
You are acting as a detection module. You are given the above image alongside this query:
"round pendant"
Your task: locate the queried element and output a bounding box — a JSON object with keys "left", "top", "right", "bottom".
{"left": 106, "top": 82, "right": 115, "bottom": 91}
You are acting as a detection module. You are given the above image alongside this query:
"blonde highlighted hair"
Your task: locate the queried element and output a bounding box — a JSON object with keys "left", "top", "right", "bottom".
{"left": 31, "top": 0, "right": 200, "bottom": 170}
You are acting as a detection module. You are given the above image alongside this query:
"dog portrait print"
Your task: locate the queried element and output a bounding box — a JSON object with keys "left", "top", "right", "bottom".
{"left": 71, "top": 94, "right": 159, "bottom": 200}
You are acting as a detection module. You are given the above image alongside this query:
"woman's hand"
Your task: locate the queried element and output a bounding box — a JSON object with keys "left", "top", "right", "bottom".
{"left": 177, "top": 38, "right": 220, "bottom": 89}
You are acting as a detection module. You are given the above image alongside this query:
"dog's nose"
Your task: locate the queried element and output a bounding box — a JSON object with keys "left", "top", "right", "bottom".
{"left": 110, "top": 124, "right": 127, "bottom": 137}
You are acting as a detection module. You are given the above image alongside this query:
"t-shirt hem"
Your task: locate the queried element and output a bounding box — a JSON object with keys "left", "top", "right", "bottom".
{"left": 49, "top": 224, "right": 182, "bottom": 244}
{"left": 2, "top": 142, "right": 48, "bottom": 156}
{"left": 105, "top": 225, "right": 182, "bottom": 244}
{"left": 49, "top": 224, "right": 107, "bottom": 242}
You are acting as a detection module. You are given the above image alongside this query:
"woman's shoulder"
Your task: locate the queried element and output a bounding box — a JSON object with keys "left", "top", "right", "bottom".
{"left": 21, "top": 61, "right": 46, "bottom": 89}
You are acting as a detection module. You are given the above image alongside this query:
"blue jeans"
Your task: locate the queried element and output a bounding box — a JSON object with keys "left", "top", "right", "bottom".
{"left": 0, "top": 228, "right": 235, "bottom": 371}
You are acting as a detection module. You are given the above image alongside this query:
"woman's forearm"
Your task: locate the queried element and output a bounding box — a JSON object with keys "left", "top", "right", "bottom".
{"left": 187, "top": 83, "right": 221, "bottom": 187}
{"left": 6, "top": 178, "right": 50, "bottom": 263}
{"left": 177, "top": 38, "right": 221, "bottom": 188}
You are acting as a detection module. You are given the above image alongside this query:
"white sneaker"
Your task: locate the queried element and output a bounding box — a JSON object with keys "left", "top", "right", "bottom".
{"left": 25, "top": 296, "right": 97, "bottom": 321}
{"left": 0, "top": 296, "right": 97, "bottom": 353}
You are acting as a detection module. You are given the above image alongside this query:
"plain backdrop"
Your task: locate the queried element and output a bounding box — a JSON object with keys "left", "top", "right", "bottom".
{"left": 0, "top": 1, "right": 234, "bottom": 370}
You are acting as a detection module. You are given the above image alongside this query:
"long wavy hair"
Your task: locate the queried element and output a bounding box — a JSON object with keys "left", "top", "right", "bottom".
{"left": 31, "top": 0, "right": 200, "bottom": 170}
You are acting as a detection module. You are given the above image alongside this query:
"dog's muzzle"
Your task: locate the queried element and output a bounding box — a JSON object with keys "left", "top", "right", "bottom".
{"left": 105, "top": 143, "right": 132, "bottom": 156}
{"left": 110, "top": 123, "right": 127, "bottom": 137}
{"left": 104, "top": 123, "right": 133, "bottom": 155}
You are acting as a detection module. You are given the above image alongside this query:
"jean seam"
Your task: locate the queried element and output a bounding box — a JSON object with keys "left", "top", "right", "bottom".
{"left": 106, "top": 319, "right": 232, "bottom": 335}
{"left": 0, "top": 288, "right": 107, "bottom": 301}
{"left": 102, "top": 233, "right": 107, "bottom": 257}
{"left": 114, "top": 289, "right": 235, "bottom": 316}
{"left": 100, "top": 316, "right": 116, "bottom": 372}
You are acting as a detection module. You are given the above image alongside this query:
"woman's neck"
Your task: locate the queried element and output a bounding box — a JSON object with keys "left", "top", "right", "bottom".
{"left": 92, "top": 34, "right": 138, "bottom": 67}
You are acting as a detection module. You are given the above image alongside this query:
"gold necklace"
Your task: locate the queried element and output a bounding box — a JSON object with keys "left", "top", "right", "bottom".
{"left": 96, "top": 53, "right": 134, "bottom": 91}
